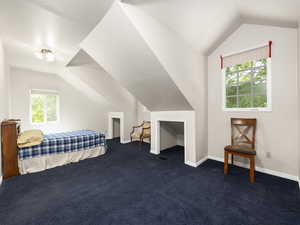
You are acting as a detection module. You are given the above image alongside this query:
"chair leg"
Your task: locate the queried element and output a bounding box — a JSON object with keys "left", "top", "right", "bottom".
{"left": 231, "top": 154, "right": 234, "bottom": 165}
{"left": 249, "top": 156, "right": 255, "bottom": 183}
{"left": 224, "top": 151, "right": 229, "bottom": 174}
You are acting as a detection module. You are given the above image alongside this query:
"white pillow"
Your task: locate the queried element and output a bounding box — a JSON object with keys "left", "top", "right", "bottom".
{"left": 17, "top": 129, "right": 44, "bottom": 148}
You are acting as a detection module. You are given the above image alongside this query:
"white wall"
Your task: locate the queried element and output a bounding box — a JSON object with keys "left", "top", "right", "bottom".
{"left": 136, "top": 101, "right": 150, "bottom": 124}
{"left": 176, "top": 134, "right": 184, "bottom": 146}
{"left": 159, "top": 121, "right": 178, "bottom": 150}
{"left": 208, "top": 24, "right": 298, "bottom": 176}
{"left": 9, "top": 67, "right": 111, "bottom": 134}
{"left": 122, "top": 3, "right": 208, "bottom": 162}
{"left": 0, "top": 41, "right": 9, "bottom": 121}
{"left": 160, "top": 121, "right": 184, "bottom": 150}
{"left": 61, "top": 65, "right": 137, "bottom": 142}
{"left": 0, "top": 40, "right": 9, "bottom": 179}
{"left": 298, "top": 25, "right": 300, "bottom": 180}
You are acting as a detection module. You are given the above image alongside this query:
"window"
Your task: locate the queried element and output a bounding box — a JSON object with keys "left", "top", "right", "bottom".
{"left": 222, "top": 42, "right": 272, "bottom": 111}
{"left": 30, "top": 90, "right": 59, "bottom": 124}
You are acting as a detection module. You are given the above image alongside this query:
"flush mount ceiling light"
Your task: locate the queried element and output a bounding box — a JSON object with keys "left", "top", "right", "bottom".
{"left": 35, "top": 49, "right": 55, "bottom": 62}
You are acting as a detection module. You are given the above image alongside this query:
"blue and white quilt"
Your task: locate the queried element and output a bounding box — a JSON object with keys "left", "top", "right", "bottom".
{"left": 18, "top": 130, "right": 106, "bottom": 160}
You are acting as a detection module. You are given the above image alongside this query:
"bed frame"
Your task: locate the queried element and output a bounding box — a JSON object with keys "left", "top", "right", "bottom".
{"left": 1, "top": 119, "right": 21, "bottom": 178}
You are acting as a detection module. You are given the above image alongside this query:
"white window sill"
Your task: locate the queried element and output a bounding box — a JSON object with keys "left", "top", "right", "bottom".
{"left": 31, "top": 121, "right": 59, "bottom": 125}
{"left": 223, "top": 108, "right": 272, "bottom": 112}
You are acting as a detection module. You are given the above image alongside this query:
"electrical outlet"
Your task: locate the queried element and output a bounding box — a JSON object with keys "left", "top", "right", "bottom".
{"left": 266, "top": 152, "right": 271, "bottom": 158}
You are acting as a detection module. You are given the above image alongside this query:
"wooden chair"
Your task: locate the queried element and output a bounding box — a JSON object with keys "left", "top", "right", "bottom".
{"left": 224, "top": 118, "right": 257, "bottom": 183}
{"left": 130, "top": 121, "right": 151, "bottom": 144}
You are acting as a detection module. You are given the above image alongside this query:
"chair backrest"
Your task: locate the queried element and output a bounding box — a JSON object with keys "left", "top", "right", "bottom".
{"left": 142, "top": 121, "right": 151, "bottom": 135}
{"left": 231, "top": 118, "right": 257, "bottom": 149}
{"left": 142, "top": 121, "right": 151, "bottom": 129}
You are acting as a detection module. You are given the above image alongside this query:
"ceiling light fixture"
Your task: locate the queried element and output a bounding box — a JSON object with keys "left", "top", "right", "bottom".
{"left": 35, "top": 49, "right": 55, "bottom": 62}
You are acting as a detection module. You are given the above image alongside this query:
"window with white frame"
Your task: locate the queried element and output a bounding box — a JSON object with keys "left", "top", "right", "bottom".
{"left": 222, "top": 42, "right": 272, "bottom": 111}
{"left": 30, "top": 90, "right": 59, "bottom": 124}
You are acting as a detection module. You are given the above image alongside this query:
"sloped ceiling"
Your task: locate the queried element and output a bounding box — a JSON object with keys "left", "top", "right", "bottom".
{"left": 0, "top": 0, "right": 299, "bottom": 71}
{"left": 27, "top": 0, "right": 114, "bottom": 26}
{"left": 80, "top": 2, "right": 193, "bottom": 111}
{"left": 0, "top": 0, "right": 114, "bottom": 71}
{"left": 124, "top": 0, "right": 300, "bottom": 54}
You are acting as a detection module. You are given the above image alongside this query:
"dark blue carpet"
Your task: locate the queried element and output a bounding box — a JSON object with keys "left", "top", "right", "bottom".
{"left": 0, "top": 139, "right": 300, "bottom": 225}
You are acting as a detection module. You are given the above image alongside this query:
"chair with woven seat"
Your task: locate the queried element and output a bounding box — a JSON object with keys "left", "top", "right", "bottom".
{"left": 130, "top": 121, "right": 151, "bottom": 144}
{"left": 224, "top": 118, "right": 257, "bottom": 183}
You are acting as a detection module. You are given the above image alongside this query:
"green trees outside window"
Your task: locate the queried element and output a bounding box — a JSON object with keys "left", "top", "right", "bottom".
{"left": 31, "top": 92, "right": 58, "bottom": 123}
{"left": 225, "top": 59, "right": 268, "bottom": 109}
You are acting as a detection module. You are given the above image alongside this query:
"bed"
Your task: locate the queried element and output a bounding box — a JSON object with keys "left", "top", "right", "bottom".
{"left": 18, "top": 130, "right": 106, "bottom": 174}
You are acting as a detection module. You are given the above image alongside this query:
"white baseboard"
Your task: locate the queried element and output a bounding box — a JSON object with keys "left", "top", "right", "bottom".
{"left": 121, "top": 140, "right": 150, "bottom": 144}
{"left": 185, "top": 156, "right": 208, "bottom": 168}
{"left": 208, "top": 155, "right": 299, "bottom": 182}
{"left": 107, "top": 138, "right": 131, "bottom": 144}
{"left": 185, "top": 161, "right": 197, "bottom": 167}
{"left": 150, "top": 150, "right": 159, "bottom": 155}
{"left": 121, "top": 140, "right": 131, "bottom": 144}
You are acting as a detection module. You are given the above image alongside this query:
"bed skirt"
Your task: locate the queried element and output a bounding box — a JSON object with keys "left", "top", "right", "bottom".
{"left": 18, "top": 146, "right": 106, "bottom": 175}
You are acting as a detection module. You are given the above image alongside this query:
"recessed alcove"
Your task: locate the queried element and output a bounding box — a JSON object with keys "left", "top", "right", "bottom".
{"left": 160, "top": 121, "right": 184, "bottom": 155}
{"left": 112, "top": 118, "right": 121, "bottom": 139}
{"left": 150, "top": 111, "right": 197, "bottom": 167}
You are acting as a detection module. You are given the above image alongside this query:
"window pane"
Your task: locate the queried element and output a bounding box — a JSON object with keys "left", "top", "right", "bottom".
{"left": 238, "top": 82, "right": 251, "bottom": 95}
{"left": 46, "top": 95, "right": 58, "bottom": 122}
{"left": 255, "top": 59, "right": 267, "bottom": 67}
{"left": 31, "top": 94, "right": 45, "bottom": 123}
{"left": 226, "top": 97, "right": 237, "bottom": 108}
{"left": 239, "top": 70, "right": 252, "bottom": 83}
{"left": 226, "top": 66, "right": 234, "bottom": 73}
{"left": 226, "top": 86, "right": 237, "bottom": 96}
{"left": 253, "top": 82, "right": 266, "bottom": 96}
{"left": 253, "top": 67, "right": 266, "bottom": 82}
{"left": 253, "top": 95, "right": 267, "bottom": 107}
{"left": 239, "top": 96, "right": 251, "bottom": 108}
{"left": 226, "top": 72, "right": 237, "bottom": 86}
{"left": 234, "top": 61, "right": 254, "bottom": 71}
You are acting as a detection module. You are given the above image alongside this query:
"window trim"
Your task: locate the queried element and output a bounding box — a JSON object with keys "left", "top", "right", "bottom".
{"left": 29, "top": 89, "right": 60, "bottom": 125}
{"left": 222, "top": 58, "right": 272, "bottom": 112}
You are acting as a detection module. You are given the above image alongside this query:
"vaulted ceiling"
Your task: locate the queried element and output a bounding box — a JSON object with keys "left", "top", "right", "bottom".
{"left": 124, "top": 0, "right": 300, "bottom": 54}
{"left": 0, "top": 0, "right": 299, "bottom": 72}
{"left": 0, "top": 0, "right": 114, "bottom": 72}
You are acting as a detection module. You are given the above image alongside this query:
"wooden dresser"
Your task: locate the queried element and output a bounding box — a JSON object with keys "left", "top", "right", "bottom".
{"left": 1, "top": 120, "right": 20, "bottom": 178}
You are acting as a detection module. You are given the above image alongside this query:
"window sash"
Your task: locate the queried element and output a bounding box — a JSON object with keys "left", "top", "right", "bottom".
{"left": 226, "top": 65, "right": 265, "bottom": 75}
{"left": 30, "top": 90, "right": 59, "bottom": 124}
{"left": 223, "top": 58, "right": 271, "bottom": 111}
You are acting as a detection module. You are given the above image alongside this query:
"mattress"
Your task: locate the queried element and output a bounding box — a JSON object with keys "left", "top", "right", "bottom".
{"left": 18, "top": 130, "right": 106, "bottom": 160}
{"left": 18, "top": 146, "right": 106, "bottom": 174}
